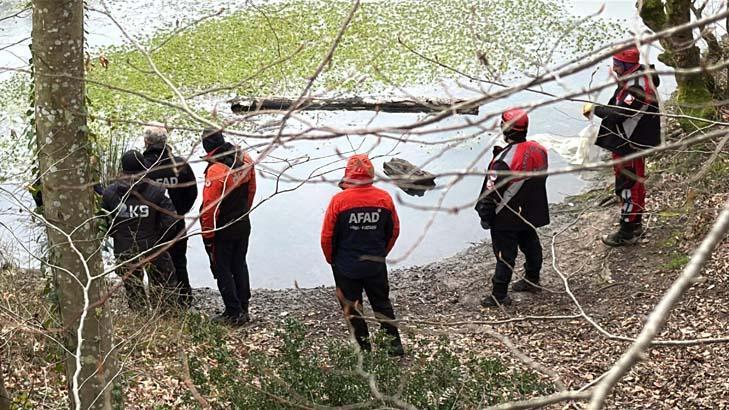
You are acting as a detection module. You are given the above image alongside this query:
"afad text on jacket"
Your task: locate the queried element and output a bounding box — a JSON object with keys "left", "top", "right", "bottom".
{"left": 142, "top": 143, "right": 198, "bottom": 216}
{"left": 321, "top": 155, "right": 400, "bottom": 279}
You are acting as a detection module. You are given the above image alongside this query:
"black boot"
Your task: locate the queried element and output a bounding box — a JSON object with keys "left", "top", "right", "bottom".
{"left": 212, "top": 311, "right": 248, "bottom": 327}
{"left": 602, "top": 222, "right": 642, "bottom": 247}
{"left": 480, "top": 294, "right": 512, "bottom": 307}
{"left": 388, "top": 339, "right": 405, "bottom": 357}
{"left": 512, "top": 278, "right": 541, "bottom": 293}
{"left": 240, "top": 303, "right": 251, "bottom": 323}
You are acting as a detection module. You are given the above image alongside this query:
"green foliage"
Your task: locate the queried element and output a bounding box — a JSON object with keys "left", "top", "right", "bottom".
{"left": 663, "top": 254, "right": 690, "bottom": 270}
{"left": 674, "top": 75, "right": 716, "bottom": 131}
{"left": 187, "top": 317, "right": 553, "bottom": 409}
{"left": 0, "top": 0, "right": 620, "bottom": 173}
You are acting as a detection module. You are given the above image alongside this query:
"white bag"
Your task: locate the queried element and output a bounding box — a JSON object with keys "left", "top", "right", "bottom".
{"left": 575, "top": 123, "right": 601, "bottom": 165}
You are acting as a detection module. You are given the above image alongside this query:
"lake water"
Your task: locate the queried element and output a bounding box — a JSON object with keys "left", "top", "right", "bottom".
{"left": 0, "top": 1, "right": 678, "bottom": 288}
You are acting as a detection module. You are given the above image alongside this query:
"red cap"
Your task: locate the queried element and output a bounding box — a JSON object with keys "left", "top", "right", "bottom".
{"left": 613, "top": 46, "right": 639, "bottom": 64}
{"left": 501, "top": 108, "right": 529, "bottom": 132}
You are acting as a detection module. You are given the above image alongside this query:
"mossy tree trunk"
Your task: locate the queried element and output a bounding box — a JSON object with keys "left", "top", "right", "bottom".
{"left": 31, "top": 1, "right": 119, "bottom": 408}
{"left": 639, "top": 0, "right": 715, "bottom": 126}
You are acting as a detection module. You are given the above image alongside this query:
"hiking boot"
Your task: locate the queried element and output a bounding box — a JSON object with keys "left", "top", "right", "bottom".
{"left": 512, "top": 279, "right": 541, "bottom": 293}
{"left": 602, "top": 223, "right": 642, "bottom": 247}
{"left": 211, "top": 312, "right": 249, "bottom": 327}
{"left": 480, "top": 294, "right": 512, "bottom": 308}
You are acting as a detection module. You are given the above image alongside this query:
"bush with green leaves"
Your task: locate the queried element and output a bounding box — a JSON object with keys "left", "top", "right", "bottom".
{"left": 186, "top": 316, "right": 553, "bottom": 409}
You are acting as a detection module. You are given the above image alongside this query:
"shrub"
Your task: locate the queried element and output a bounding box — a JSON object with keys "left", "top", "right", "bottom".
{"left": 187, "top": 317, "right": 553, "bottom": 409}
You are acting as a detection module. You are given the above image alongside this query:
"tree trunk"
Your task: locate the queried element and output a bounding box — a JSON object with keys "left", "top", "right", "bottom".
{"left": 230, "top": 96, "right": 480, "bottom": 115}
{"left": 0, "top": 354, "right": 9, "bottom": 410}
{"left": 31, "top": 1, "right": 119, "bottom": 408}
{"left": 639, "top": 0, "right": 715, "bottom": 127}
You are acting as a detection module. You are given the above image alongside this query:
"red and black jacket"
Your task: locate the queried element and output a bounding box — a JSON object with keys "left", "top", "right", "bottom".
{"left": 201, "top": 143, "right": 256, "bottom": 241}
{"left": 594, "top": 64, "right": 661, "bottom": 155}
{"left": 476, "top": 140, "right": 549, "bottom": 231}
{"left": 321, "top": 155, "right": 400, "bottom": 278}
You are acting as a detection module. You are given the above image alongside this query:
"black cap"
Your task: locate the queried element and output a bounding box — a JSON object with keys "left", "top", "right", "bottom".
{"left": 202, "top": 128, "right": 226, "bottom": 154}
{"left": 121, "top": 150, "right": 146, "bottom": 174}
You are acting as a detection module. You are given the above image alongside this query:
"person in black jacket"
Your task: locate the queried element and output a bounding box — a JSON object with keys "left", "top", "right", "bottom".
{"left": 475, "top": 108, "right": 549, "bottom": 307}
{"left": 142, "top": 123, "right": 198, "bottom": 306}
{"left": 102, "top": 150, "right": 179, "bottom": 311}
{"left": 583, "top": 46, "right": 660, "bottom": 246}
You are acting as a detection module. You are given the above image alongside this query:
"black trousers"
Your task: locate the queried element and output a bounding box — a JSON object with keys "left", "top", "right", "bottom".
{"left": 490, "top": 228, "right": 543, "bottom": 299}
{"left": 119, "top": 251, "right": 178, "bottom": 310}
{"left": 333, "top": 270, "right": 402, "bottom": 350}
{"left": 213, "top": 236, "right": 251, "bottom": 316}
{"left": 169, "top": 233, "right": 192, "bottom": 304}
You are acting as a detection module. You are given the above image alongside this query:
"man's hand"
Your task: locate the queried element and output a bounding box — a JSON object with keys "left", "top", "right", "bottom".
{"left": 582, "top": 103, "right": 594, "bottom": 119}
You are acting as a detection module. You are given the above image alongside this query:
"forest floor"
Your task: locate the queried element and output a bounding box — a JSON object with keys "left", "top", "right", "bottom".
{"left": 2, "top": 135, "right": 728, "bottom": 409}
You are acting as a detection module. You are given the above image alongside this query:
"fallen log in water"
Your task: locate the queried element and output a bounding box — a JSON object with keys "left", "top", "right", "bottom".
{"left": 230, "top": 96, "right": 479, "bottom": 115}
{"left": 383, "top": 158, "right": 436, "bottom": 197}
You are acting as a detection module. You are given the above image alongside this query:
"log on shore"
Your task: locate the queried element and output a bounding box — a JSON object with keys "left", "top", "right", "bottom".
{"left": 230, "top": 96, "right": 479, "bottom": 115}
{"left": 383, "top": 158, "right": 436, "bottom": 197}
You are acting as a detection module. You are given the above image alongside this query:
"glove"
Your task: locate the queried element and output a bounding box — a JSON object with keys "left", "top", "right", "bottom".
{"left": 492, "top": 145, "right": 504, "bottom": 156}
{"left": 480, "top": 219, "right": 491, "bottom": 230}
{"left": 582, "top": 103, "right": 594, "bottom": 118}
{"left": 203, "top": 237, "right": 216, "bottom": 274}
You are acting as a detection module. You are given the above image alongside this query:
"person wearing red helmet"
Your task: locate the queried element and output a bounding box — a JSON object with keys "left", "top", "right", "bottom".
{"left": 321, "top": 154, "right": 404, "bottom": 356}
{"left": 583, "top": 46, "right": 660, "bottom": 246}
{"left": 475, "top": 108, "right": 550, "bottom": 307}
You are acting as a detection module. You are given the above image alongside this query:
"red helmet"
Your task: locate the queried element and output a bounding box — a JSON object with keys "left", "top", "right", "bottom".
{"left": 501, "top": 108, "right": 528, "bottom": 132}
{"left": 613, "top": 46, "right": 639, "bottom": 64}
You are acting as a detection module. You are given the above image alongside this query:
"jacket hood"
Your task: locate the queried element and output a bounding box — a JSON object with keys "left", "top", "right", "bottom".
{"left": 207, "top": 143, "right": 254, "bottom": 184}
{"left": 338, "top": 154, "right": 375, "bottom": 189}
{"left": 144, "top": 143, "right": 171, "bottom": 156}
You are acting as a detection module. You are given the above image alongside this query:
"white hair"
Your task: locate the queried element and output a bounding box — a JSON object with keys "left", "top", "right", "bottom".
{"left": 143, "top": 121, "right": 168, "bottom": 146}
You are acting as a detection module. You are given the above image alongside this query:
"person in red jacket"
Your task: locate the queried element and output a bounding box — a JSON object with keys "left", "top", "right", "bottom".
{"left": 321, "top": 154, "right": 404, "bottom": 356}
{"left": 475, "top": 108, "right": 549, "bottom": 307}
{"left": 200, "top": 128, "right": 256, "bottom": 325}
{"left": 583, "top": 46, "right": 660, "bottom": 246}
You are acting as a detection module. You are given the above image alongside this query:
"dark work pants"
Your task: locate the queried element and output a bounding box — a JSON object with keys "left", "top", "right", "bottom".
{"left": 213, "top": 236, "right": 251, "bottom": 316}
{"left": 119, "top": 251, "right": 178, "bottom": 310}
{"left": 490, "top": 228, "right": 543, "bottom": 299}
{"left": 333, "top": 270, "right": 402, "bottom": 350}
{"left": 168, "top": 234, "right": 192, "bottom": 304}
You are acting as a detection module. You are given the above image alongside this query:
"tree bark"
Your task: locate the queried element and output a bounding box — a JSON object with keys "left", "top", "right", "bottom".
{"left": 0, "top": 354, "right": 9, "bottom": 410}
{"left": 230, "top": 96, "right": 480, "bottom": 115}
{"left": 31, "top": 1, "right": 119, "bottom": 409}
{"left": 639, "top": 0, "right": 715, "bottom": 125}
